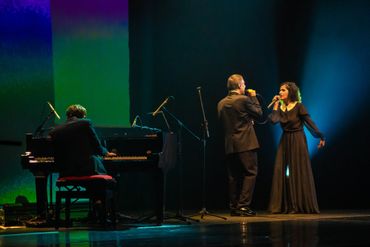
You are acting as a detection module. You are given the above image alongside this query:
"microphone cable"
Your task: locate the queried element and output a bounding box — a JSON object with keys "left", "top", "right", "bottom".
{"left": 253, "top": 93, "right": 272, "bottom": 125}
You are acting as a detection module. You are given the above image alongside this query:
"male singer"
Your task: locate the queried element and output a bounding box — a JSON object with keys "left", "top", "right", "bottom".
{"left": 217, "top": 74, "right": 262, "bottom": 216}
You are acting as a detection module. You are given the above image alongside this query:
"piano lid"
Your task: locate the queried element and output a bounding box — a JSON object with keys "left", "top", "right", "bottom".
{"left": 25, "top": 133, "right": 53, "bottom": 157}
{"left": 95, "top": 126, "right": 161, "bottom": 140}
{"left": 95, "top": 127, "right": 163, "bottom": 156}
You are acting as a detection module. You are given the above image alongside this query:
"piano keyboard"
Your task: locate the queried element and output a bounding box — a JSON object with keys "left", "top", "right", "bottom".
{"left": 25, "top": 155, "right": 149, "bottom": 164}
{"left": 104, "top": 156, "right": 148, "bottom": 161}
{"left": 29, "top": 156, "right": 54, "bottom": 163}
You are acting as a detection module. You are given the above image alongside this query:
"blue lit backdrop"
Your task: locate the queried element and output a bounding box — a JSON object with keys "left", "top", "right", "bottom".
{"left": 301, "top": 1, "right": 370, "bottom": 155}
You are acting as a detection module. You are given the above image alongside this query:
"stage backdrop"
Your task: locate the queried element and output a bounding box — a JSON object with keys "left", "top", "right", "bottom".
{"left": 0, "top": 0, "right": 53, "bottom": 205}
{"left": 51, "top": 0, "right": 130, "bottom": 126}
{"left": 0, "top": 0, "right": 129, "bottom": 205}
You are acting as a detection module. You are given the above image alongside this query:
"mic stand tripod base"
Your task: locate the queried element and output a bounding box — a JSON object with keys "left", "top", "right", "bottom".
{"left": 190, "top": 207, "right": 227, "bottom": 220}
{"left": 136, "top": 214, "right": 163, "bottom": 226}
{"left": 116, "top": 213, "right": 139, "bottom": 223}
{"left": 163, "top": 210, "right": 199, "bottom": 224}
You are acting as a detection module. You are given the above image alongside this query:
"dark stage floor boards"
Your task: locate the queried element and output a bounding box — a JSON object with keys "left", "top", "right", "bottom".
{"left": 1, "top": 210, "right": 370, "bottom": 246}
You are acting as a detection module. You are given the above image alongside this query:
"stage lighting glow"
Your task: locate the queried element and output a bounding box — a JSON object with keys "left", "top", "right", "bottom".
{"left": 301, "top": 2, "right": 370, "bottom": 156}
{"left": 52, "top": 0, "right": 130, "bottom": 127}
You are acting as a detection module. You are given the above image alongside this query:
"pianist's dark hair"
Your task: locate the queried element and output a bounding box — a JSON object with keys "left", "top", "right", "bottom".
{"left": 66, "top": 104, "right": 87, "bottom": 119}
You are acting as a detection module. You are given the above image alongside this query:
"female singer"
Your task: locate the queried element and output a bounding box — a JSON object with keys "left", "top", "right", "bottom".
{"left": 268, "top": 82, "right": 325, "bottom": 214}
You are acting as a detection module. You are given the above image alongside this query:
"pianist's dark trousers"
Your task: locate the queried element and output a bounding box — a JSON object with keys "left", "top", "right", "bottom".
{"left": 57, "top": 155, "right": 107, "bottom": 178}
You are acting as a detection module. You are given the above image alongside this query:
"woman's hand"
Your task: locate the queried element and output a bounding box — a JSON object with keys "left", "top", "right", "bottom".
{"left": 272, "top": 95, "right": 280, "bottom": 102}
{"left": 272, "top": 95, "right": 280, "bottom": 110}
{"left": 317, "top": 139, "right": 325, "bottom": 149}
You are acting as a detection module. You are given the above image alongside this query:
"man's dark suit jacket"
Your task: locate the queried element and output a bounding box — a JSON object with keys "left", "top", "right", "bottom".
{"left": 217, "top": 92, "right": 262, "bottom": 154}
{"left": 49, "top": 117, "right": 108, "bottom": 177}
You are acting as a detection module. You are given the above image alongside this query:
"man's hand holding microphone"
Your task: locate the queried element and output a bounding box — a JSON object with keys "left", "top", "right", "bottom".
{"left": 245, "top": 89, "right": 257, "bottom": 97}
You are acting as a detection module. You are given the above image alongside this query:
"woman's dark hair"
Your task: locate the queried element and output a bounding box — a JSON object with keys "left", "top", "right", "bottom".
{"left": 281, "top": 81, "right": 302, "bottom": 103}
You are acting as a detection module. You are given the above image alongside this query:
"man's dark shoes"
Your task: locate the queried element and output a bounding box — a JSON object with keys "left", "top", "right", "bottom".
{"left": 239, "top": 207, "right": 256, "bottom": 216}
{"left": 230, "top": 207, "right": 256, "bottom": 216}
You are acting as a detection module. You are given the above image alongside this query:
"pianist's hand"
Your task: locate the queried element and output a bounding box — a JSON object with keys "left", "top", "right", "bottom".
{"left": 106, "top": 152, "right": 117, "bottom": 157}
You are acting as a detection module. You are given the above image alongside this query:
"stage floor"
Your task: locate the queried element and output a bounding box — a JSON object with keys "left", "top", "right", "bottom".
{"left": 1, "top": 210, "right": 370, "bottom": 246}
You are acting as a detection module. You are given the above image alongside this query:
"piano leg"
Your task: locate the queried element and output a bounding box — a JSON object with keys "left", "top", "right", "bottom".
{"left": 33, "top": 172, "right": 49, "bottom": 219}
{"left": 156, "top": 168, "right": 164, "bottom": 225}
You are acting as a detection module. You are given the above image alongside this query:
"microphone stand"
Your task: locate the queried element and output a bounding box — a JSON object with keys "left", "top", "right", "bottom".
{"left": 34, "top": 102, "right": 60, "bottom": 137}
{"left": 161, "top": 107, "right": 200, "bottom": 223}
{"left": 190, "top": 87, "right": 227, "bottom": 220}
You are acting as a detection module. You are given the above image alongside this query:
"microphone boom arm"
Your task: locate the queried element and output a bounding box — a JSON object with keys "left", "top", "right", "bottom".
{"left": 47, "top": 101, "right": 61, "bottom": 119}
{"left": 152, "top": 97, "right": 170, "bottom": 117}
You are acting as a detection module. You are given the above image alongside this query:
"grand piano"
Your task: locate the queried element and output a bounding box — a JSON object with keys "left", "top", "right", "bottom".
{"left": 21, "top": 127, "right": 164, "bottom": 223}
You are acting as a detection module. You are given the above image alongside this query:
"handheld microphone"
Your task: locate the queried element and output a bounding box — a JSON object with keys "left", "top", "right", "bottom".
{"left": 267, "top": 96, "right": 280, "bottom": 109}
{"left": 152, "top": 96, "right": 174, "bottom": 117}
{"left": 47, "top": 101, "right": 61, "bottom": 119}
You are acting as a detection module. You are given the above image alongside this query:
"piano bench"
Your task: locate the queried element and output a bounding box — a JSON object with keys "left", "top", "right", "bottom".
{"left": 55, "top": 175, "right": 116, "bottom": 229}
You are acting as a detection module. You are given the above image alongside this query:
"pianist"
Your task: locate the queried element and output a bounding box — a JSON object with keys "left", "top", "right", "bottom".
{"left": 48, "top": 104, "right": 116, "bottom": 223}
{"left": 49, "top": 104, "right": 116, "bottom": 177}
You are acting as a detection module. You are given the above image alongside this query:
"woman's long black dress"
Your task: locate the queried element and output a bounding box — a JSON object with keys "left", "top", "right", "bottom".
{"left": 268, "top": 103, "right": 324, "bottom": 214}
